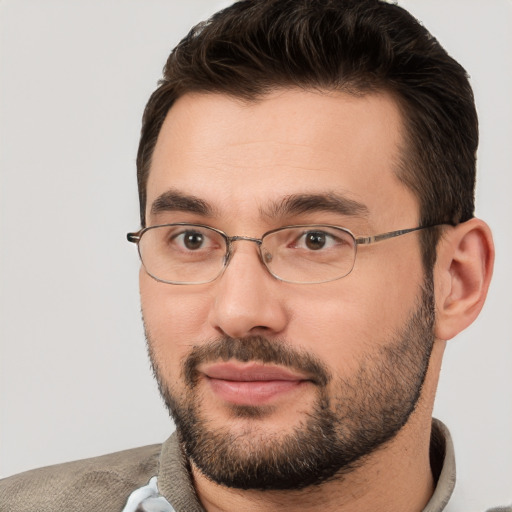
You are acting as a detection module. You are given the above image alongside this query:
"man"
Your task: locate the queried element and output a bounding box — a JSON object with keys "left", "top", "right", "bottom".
{"left": 0, "top": 0, "right": 506, "bottom": 511}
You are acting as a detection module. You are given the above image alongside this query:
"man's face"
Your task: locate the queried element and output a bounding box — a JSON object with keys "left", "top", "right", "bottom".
{"left": 140, "top": 89, "right": 435, "bottom": 489}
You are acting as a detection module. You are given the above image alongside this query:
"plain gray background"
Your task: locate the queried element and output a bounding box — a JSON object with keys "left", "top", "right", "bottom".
{"left": 0, "top": 1, "right": 511, "bottom": 510}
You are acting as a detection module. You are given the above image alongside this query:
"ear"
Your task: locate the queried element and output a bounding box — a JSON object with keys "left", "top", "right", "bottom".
{"left": 433, "top": 218, "right": 494, "bottom": 341}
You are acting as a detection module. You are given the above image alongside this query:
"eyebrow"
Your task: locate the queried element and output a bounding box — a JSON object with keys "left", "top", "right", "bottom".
{"left": 261, "top": 193, "right": 369, "bottom": 220}
{"left": 150, "top": 189, "right": 369, "bottom": 222}
{"left": 150, "top": 189, "right": 215, "bottom": 217}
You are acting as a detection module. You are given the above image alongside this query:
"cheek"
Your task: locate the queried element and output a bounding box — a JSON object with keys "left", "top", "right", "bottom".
{"left": 139, "top": 270, "right": 212, "bottom": 374}
{"left": 284, "top": 291, "right": 375, "bottom": 374}
{"left": 284, "top": 253, "right": 424, "bottom": 371}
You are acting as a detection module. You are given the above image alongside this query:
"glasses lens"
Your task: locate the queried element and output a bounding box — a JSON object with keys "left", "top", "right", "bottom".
{"left": 138, "top": 224, "right": 227, "bottom": 284}
{"left": 262, "top": 226, "right": 356, "bottom": 283}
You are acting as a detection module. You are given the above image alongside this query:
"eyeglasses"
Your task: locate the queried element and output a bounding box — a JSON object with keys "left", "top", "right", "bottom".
{"left": 127, "top": 223, "right": 442, "bottom": 285}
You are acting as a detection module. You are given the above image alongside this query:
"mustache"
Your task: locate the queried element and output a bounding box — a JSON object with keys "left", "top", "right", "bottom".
{"left": 183, "top": 336, "right": 331, "bottom": 387}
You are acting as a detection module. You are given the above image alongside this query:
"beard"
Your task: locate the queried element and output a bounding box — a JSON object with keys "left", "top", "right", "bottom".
{"left": 145, "top": 278, "right": 435, "bottom": 491}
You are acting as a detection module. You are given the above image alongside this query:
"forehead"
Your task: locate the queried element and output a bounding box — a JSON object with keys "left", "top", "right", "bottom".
{"left": 147, "top": 89, "right": 418, "bottom": 229}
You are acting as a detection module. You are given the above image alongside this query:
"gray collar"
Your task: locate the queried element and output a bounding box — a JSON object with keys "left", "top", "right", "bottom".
{"left": 423, "top": 419, "right": 456, "bottom": 512}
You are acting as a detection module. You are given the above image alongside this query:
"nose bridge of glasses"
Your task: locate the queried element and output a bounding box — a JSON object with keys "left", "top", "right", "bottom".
{"left": 224, "top": 235, "right": 267, "bottom": 267}
{"left": 228, "top": 235, "right": 263, "bottom": 245}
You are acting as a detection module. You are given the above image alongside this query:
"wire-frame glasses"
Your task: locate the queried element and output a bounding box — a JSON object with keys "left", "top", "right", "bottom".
{"left": 127, "top": 223, "right": 443, "bottom": 285}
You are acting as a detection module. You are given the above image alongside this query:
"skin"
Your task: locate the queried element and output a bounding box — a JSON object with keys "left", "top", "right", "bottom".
{"left": 140, "top": 89, "right": 494, "bottom": 511}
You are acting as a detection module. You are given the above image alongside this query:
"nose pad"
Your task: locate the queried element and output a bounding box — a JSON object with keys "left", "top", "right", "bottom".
{"left": 263, "top": 250, "right": 273, "bottom": 264}
{"left": 223, "top": 246, "right": 233, "bottom": 266}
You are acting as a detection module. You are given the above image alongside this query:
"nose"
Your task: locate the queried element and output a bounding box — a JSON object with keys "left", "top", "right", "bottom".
{"left": 208, "top": 241, "right": 288, "bottom": 339}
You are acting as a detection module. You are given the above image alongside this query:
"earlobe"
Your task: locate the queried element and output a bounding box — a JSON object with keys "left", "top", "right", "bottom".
{"left": 434, "top": 218, "right": 494, "bottom": 341}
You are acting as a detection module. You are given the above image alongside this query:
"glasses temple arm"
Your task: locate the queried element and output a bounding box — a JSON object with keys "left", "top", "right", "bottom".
{"left": 355, "top": 224, "right": 449, "bottom": 245}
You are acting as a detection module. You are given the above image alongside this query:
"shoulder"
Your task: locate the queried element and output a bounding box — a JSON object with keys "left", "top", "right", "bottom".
{"left": 0, "top": 444, "right": 161, "bottom": 512}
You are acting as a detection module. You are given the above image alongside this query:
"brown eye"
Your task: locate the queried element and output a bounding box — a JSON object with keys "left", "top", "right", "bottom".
{"left": 305, "top": 232, "right": 326, "bottom": 250}
{"left": 183, "top": 231, "right": 204, "bottom": 250}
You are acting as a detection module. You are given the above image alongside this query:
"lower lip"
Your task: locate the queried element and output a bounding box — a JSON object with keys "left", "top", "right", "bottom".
{"left": 207, "top": 378, "right": 307, "bottom": 406}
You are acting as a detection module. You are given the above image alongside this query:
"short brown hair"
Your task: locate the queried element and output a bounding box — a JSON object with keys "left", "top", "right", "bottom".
{"left": 137, "top": 0, "right": 478, "bottom": 268}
